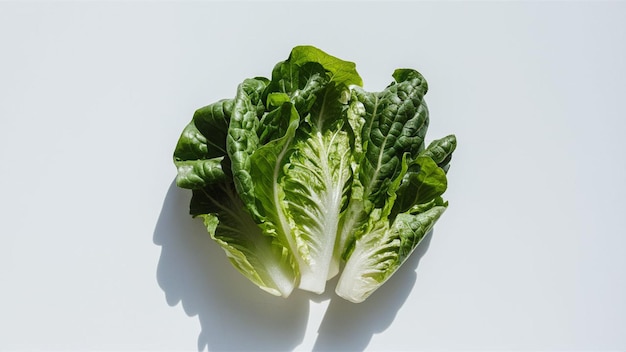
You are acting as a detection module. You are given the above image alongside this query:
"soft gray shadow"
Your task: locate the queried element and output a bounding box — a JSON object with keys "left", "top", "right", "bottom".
{"left": 153, "top": 180, "right": 309, "bottom": 351}
{"left": 313, "top": 229, "right": 434, "bottom": 352}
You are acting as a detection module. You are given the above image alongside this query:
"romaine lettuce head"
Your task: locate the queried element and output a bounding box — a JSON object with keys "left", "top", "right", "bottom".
{"left": 172, "top": 45, "right": 456, "bottom": 302}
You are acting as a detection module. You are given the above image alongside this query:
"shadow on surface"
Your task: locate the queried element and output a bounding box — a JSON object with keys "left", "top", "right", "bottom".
{"left": 153, "top": 181, "right": 309, "bottom": 351}
{"left": 313, "top": 230, "right": 434, "bottom": 352}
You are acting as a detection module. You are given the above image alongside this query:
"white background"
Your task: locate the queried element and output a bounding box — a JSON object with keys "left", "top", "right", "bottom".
{"left": 1, "top": 1, "right": 625, "bottom": 351}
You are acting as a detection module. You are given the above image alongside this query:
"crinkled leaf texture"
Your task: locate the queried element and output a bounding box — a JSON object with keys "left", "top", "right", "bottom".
{"left": 172, "top": 45, "right": 457, "bottom": 302}
{"left": 336, "top": 203, "right": 446, "bottom": 303}
{"left": 335, "top": 153, "right": 451, "bottom": 302}
{"left": 279, "top": 83, "right": 354, "bottom": 292}
{"left": 230, "top": 49, "right": 359, "bottom": 294}
{"left": 191, "top": 183, "right": 297, "bottom": 297}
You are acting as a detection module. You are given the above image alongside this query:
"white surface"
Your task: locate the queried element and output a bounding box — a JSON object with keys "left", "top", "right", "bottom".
{"left": 1, "top": 1, "right": 625, "bottom": 351}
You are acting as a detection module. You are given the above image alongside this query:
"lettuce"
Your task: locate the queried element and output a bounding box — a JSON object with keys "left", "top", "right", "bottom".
{"left": 173, "top": 45, "right": 456, "bottom": 302}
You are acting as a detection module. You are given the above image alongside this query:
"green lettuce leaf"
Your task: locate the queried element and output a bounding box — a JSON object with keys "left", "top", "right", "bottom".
{"left": 335, "top": 69, "right": 431, "bottom": 268}
{"left": 190, "top": 182, "right": 297, "bottom": 297}
{"left": 288, "top": 45, "right": 362, "bottom": 87}
{"left": 335, "top": 151, "right": 450, "bottom": 302}
{"left": 247, "top": 102, "right": 302, "bottom": 283}
{"left": 227, "top": 78, "right": 269, "bottom": 218}
{"left": 280, "top": 82, "right": 354, "bottom": 292}
{"left": 420, "top": 134, "right": 458, "bottom": 172}
{"left": 355, "top": 68, "right": 429, "bottom": 207}
{"left": 334, "top": 69, "right": 455, "bottom": 302}
{"left": 391, "top": 155, "right": 448, "bottom": 216}
{"left": 173, "top": 99, "right": 233, "bottom": 189}
{"left": 336, "top": 203, "right": 446, "bottom": 303}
